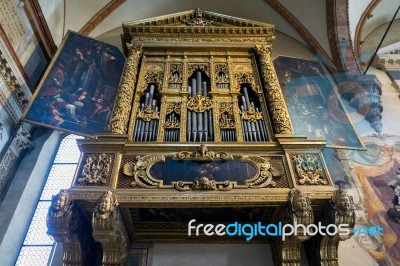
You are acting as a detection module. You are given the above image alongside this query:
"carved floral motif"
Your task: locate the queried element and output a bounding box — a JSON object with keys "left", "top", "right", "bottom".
{"left": 77, "top": 153, "right": 114, "bottom": 185}
{"left": 291, "top": 154, "right": 328, "bottom": 185}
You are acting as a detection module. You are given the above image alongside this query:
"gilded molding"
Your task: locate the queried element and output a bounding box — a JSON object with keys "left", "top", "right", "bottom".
{"left": 109, "top": 43, "right": 143, "bottom": 134}
{"left": 254, "top": 45, "right": 293, "bottom": 134}
{"left": 123, "top": 155, "right": 165, "bottom": 188}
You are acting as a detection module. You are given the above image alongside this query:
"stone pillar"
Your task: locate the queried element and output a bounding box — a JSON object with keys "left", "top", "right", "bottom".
{"left": 272, "top": 188, "right": 313, "bottom": 266}
{"left": 92, "top": 191, "right": 129, "bottom": 266}
{"left": 0, "top": 125, "right": 32, "bottom": 196}
{"left": 47, "top": 190, "right": 98, "bottom": 266}
{"left": 254, "top": 45, "right": 293, "bottom": 134}
{"left": 305, "top": 189, "right": 356, "bottom": 266}
{"left": 109, "top": 43, "right": 143, "bottom": 134}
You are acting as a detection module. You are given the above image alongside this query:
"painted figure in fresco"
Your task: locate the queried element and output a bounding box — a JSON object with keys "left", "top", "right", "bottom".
{"left": 49, "top": 189, "right": 70, "bottom": 218}
{"left": 388, "top": 169, "right": 400, "bottom": 208}
{"left": 94, "top": 191, "right": 118, "bottom": 219}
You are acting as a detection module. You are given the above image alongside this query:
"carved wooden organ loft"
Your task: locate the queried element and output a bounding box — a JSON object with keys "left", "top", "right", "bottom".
{"left": 47, "top": 9, "right": 356, "bottom": 266}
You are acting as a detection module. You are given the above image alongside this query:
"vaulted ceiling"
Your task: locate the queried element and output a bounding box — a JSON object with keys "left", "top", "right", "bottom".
{"left": 36, "top": 0, "right": 400, "bottom": 71}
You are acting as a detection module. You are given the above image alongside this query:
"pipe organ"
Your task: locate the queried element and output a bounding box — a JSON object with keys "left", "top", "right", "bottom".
{"left": 130, "top": 52, "right": 272, "bottom": 143}
{"left": 47, "top": 9, "right": 354, "bottom": 266}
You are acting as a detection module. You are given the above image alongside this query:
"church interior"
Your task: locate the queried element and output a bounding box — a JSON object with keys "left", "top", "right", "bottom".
{"left": 1, "top": 0, "right": 400, "bottom": 265}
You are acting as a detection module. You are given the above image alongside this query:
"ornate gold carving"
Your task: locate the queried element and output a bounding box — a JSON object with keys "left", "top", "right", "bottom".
{"left": 254, "top": 45, "right": 293, "bottom": 134}
{"left": 215, "top": 64, "right": 229, "bottom": 84}
{"left": 168, "top": 63, "right": 183, "bottom": 84}
{"left": 219, "top": 102, "right": 236, "bottom": 129}
{"left": 137, "top": 106, "right": 160, "bottom": 122}
{"left": 123, "top": 155, "right": 165, "bottom": 188}
{"left": 241, "top": 104, "right": 263, "bottom": 122}
{"left": 166, "top": 102, "right": 181, "bottom": 114}
{"left": 77, "top": 153, "right": 114, "bottom": 185}
{"left": 173, "top": 144, "right": 234, "bottom": 161}
{"left": 109, "top": 44, "right": 143, "bottom": 134}
{"left": 187, "top": 93, "right": 213, "bottom": 112}
{"left": 291, "top": 154, "right": 328, "bottom": 185}
{"left": 165, "top": 119, "right": 180, "bottom": 128}
{"left": 188, "top": 63, "right": 210, "bottom": 77}
{"left": 242, "top": 155, "right": 276, "bottom": 188}
{"left": 143, "top": 71, "right": 164, "bottom": 89}
{"left": 174, "top": 178, "right": 235, "bottom": 191}
{"left": 233, "top": 71, "right": 256, "bottom": 91}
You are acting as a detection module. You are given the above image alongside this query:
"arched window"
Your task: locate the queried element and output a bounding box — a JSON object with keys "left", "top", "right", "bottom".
{"left": 15, "top": 134, "right": 83, "bottom": 265}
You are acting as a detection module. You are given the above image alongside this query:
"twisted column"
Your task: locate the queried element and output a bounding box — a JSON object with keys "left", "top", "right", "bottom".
{"left": 109, "top": 43, "right": 143, "bottom": 134}
{"left": 254, "top": 45, "right": 293, "bottom": 134}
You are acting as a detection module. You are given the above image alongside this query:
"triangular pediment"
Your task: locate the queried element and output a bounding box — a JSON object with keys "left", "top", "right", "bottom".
{"left": 123, "top": 8, "right": 274, "bottom": 28}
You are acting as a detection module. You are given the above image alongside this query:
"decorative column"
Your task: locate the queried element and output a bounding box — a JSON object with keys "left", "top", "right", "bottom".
{"left": 92, "top": 191, "right": 129, "bottom": 266}
{"left": 305, "top": 189, "right": 356, "bottom": 266}
{"left": 254, "top": 45, "right": 293, "bottom": 134}
{"left": 0, "top": 125, "right": 32, "bottom": 195}
{"left": 272, "top": 188, "right": 314, "bottom": 266}
{"left": 109, "top": 43, "right": 143, "bottom": 134}
{"left": 47, "top": 190, "right": 98, "bottom": 265}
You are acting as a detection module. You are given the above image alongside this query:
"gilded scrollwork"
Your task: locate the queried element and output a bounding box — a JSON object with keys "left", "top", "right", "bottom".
{"left": 173, "top": 178, "right": 235, "bottom": 191}
{"left": 219, "top": 102, "right": 236, "bottom": 129}
{"left": 233, "top": 71, "right": 256, "bottom": 92}
{"left": 143, "top": 71, "right": 164, "bottom": 90}
{"left": 290, "top": 154, "right": 328, "bottom": 185}
{"left": 173, "top": 144, "right": 234, "bottom": 161}
{"left": 109, "top": 43, "right": 143, "bottom": 134}
{"left": 187, "top": 93, "right": 213, "bottom": 112}
{"left": 168, "top": 63, "right": 183, "bottom": 84}
{"left": 137, "top": 106, "right": 160, "bottom": 122}
{"left": 242, "top": 155, "right": 276, "bottom": 188}
{"left": 123, "top": 155, "right": 165, "bottom": 188}
{"left": 215, "top": 64, "right": 229, "bottom": 84}
{"left": 254, "top": 45, "right": 293, "bottom": 134}
{"left": 166, "top": 102, "right": 181, "bottom": 114}
{"left": 77, "top": 153, "right": 114, "bottom": 185}
{"left": 188, "top": 63, "right": 210, "bottom": 77}
{"left": 241, "top": 104, "right": 263, "bottom": 122}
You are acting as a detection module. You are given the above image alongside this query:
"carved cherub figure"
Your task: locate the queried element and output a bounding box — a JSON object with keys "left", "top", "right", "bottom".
{"left": 49, "top": 189, "right": 70, "bottom": 218}
{"left": 290, "top": 188, "right": 312, "bottom": 217}
{"left": 333, "top": 189, "right": 355, "bottom": 216}
{"left": 94, "top": 191, "right": 118, "bottom": 219}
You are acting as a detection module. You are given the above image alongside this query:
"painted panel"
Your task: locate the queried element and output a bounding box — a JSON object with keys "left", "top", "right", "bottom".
{"left": 23, "top": 31, "right": 125, "bottom": 137}
{"left": 274, "top": 56, "right": 364, "bottom": 149}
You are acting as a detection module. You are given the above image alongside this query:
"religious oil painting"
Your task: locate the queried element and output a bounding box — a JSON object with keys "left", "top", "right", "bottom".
{"left": 22, "top": 31, "right": 125, "bottom": 136}
{"left": 149, "top": 157, "right": 257, "bottom": 185}
{"left": 273, "top": 56, "right": 364, "bottom": 149}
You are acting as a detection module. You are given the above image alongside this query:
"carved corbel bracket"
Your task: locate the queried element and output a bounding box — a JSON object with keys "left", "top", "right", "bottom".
{"left": 92, "top": 191, "right": 129, "bottom": 265}
{"left": 304, "top": 189, "right": 356, "bottom": 266}
{"left": 272, "top": 188, "right": 314, "bottom": 266}
{"left": 47, "top": 190, "right": 97, "bottom": 265}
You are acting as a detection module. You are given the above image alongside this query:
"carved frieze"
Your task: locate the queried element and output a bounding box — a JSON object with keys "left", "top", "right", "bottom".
{"left": 290, "top": 153, "right": 329, "bottom": 185}
{"left": 76, "top": 153, "right": 114, "bottom": 186}
{"left": 173, "top": 144, "right": 234, "bottom": 161}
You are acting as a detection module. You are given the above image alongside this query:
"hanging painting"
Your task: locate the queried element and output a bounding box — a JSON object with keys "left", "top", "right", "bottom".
{"left": 22, "top": 31, "right": 125, "bottom": 137}
{"left": 273, "top": 56, "right": 364, "bottom": 149}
